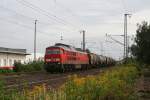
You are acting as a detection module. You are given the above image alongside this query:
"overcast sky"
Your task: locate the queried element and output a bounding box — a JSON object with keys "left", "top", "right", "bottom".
{"left": 0, "top": 0, "right": 150, "bottom": 60}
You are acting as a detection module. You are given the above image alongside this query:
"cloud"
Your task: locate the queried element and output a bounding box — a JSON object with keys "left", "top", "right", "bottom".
{"left": 0, "top": 0, "right": 150, "bottom": 60}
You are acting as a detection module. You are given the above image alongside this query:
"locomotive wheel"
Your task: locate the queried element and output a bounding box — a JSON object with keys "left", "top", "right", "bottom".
{"left": 44, "top": 63, "right": 53, "bottom": 73}
{"left": 44, "top": 64, "right": 58, "bottom": 73}
{"left": 59, "top": 64, "right": 65, "bottom": 73}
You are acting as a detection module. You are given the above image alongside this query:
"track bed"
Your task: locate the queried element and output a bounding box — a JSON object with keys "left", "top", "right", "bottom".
{"left": 1, "top": 67, "right": 112, "bottom": 91}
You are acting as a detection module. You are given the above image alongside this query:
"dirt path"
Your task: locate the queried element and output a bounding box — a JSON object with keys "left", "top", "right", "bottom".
{"left": 136, "top": 67, "right": 150, "bottom": 100}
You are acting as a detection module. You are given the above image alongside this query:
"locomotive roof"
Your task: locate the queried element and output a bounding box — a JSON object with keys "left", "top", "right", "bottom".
{"left": 55, "top": 43, "right": 70, "bottom": 48}
{"left": 47, "top": 43, "right": 87, "bottom": 54}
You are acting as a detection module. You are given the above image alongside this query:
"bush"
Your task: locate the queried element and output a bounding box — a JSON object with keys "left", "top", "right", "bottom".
{"left": 13, "top": 61, "right": 44, "bottom": 72}
{"left": 0, "top": 69, "right": 14, "bottom": 73}
{"left": 62, "top": 65, "right": 139, "bottom": 100}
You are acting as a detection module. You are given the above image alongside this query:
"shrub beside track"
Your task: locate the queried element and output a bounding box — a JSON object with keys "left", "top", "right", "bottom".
{"left": 13, "top": 61, "right": 44, "bottom": 72}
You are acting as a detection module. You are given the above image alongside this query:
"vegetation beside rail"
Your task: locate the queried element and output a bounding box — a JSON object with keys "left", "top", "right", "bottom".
{"left": 0, "top": 64, "right": 140, "bottom": 100}
{"left": 0, "top": 69, "right": 14, "bottom": 73}
{"left": 0, "top": 61, "right": 44, "bottom": 74}
{"left": 62, "top": 64, "right": 139, "bottom": 100}
{"left": 13, "top": 61, "right": 44, "bottom": 72}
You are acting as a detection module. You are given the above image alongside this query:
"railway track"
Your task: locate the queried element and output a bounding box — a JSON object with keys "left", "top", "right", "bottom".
{"left": 0, "top": 71, "right": 45, "bottom": 77}
{"left": 2, "top": 67, "right": 112, "bottom": 91}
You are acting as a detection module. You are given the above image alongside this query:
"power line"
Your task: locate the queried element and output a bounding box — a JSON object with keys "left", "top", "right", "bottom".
{"left": 16, "top": 0, "right": 65, "bottom": 24}
{"left": 0, "top": 6, "right": 54, "bottom": 27}
{"left": 16, "top": 0, "right": 69, "bottom": 25}
{"left": 0, "top": 17, "right": 56, "bottom": 36}
{"left": 0, "top": 5, "right": 79, "bottom": 35}
{"left": 19, "top": 0, "right": 82, "bottom": 31}
{"left": 52, "top": 0, "right": 84, "bottom": 28}
{"left": 0, "top": 17, "right": 82, "bottom": 45}
{"left": 0, "top": 5, "right": 79, "bottom": 34}
{"left": 1, "top": 4, "right": 136, "bottom": 31}
{"left": 16, "top": 0, "right": 81, "bottom": 30}
{"left": 0, "top": 17, "right": 63, "bottom": 46}
{"left": 0, "top": 5, "right": 34, "bottom": 21}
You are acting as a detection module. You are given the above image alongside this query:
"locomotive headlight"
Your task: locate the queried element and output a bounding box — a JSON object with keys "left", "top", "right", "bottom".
{"left": 55, "top": 58, "right": 60, "bottom": 61}
{"left": 46, "top": 58, "right": 60, "bottom": 62}
{"left": 46, "top": 59, "right": 51, "bottom": 62}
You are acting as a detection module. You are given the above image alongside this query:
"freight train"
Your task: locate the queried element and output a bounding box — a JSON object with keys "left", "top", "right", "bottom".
{"left": 44, "top": 43, "right": 115, "bottom": 72}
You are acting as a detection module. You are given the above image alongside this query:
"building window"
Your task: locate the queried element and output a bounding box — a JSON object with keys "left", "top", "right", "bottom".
{"left": 12, "top": 59, "right": 14, "bottom": 66}
{"left": 18, "top": 60, "right": 21, "bottom": 63}
{"left": 14, "top": 60, "right": 17, "bottom": 63}
{"left": 4, "top": 59, "right": 7, "bottom": 66}
{"left": 9, "top": 59, "right": 12, "bottom": 66}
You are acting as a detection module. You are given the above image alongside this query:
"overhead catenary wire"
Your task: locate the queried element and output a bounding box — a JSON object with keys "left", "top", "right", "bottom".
{"left": 0, "top": 17, "right": 61, "bottom": 45}
{"left": 17, "top": 0, "right": 82, "bottom": 32}
{"left": 15, "top": 0, "right": 67, "bottom": 25}
{"left": 0, "top": 5, "right": 78, "bottom": 34}
{"left": 0, "top": 5, "right": 34, "bottom": 21}
{"left": 15, "top": 0, "right": 81, "bottom": 30}
{"left": 0, "top": 5, "right": 55, "bottom": 27}
{"left": 1, "top": 5, "right": 133, "bottom": 29}
{"left": 0, "top": 16, "right": 56, "bottom": 37}
{"left": 0, "top": 16, "right": 81, "bottom": 44}
{"left": 51, "top": 0, "right": 84, "bottom": 28}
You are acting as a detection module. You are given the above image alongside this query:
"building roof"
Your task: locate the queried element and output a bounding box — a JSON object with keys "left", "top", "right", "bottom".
{"left": 0, "top": 47, "right": 30, "bottom": 55}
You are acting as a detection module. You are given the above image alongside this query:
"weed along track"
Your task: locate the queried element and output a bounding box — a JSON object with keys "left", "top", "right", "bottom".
{"left": 3, "top": 67, "right": 109, "bottom": 91}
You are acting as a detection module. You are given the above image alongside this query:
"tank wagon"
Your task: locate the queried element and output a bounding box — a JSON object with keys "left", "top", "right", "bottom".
{"left": 44, "top": 43, "right": 115, "bottom": 72}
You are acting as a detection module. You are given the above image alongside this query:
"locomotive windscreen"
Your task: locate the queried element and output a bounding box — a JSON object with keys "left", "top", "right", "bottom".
{"left": 46, "top": 49, "right": 63, "bottom": 54}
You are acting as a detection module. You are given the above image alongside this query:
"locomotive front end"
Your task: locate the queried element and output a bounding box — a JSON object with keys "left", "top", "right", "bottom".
{"left": 45, "top": 47, "right": 63, "bottom": 64}
{"left": 44, "top": 47, "right": 64, "bottom": 72}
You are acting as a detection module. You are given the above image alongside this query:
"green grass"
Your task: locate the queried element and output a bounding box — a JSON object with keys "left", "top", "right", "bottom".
{"left": 0, "top": 69, "right": 14, "bottom": 73}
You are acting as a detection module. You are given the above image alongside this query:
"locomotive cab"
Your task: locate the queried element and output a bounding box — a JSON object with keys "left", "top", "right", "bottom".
{"left": 45, "top": 47, "right": 64, "bottom": 64}
{"left": 44, "top": 43, "right": 90, "bottom": 72}
{"left": 44, "top": 47, "right": 66, "bottom": 72}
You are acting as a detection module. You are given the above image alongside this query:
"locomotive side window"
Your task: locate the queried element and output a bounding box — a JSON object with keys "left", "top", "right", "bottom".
{"left": 46, "top": 49, "right": 63, "bottom": 54}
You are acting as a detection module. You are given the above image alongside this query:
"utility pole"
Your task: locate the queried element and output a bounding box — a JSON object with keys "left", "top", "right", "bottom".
{"left": 124, "top": 14, "right": 131, "bottom": 61}
{"left": 106, "top": 14, "right": 132, "bottom": 62}
{"left": 100, "top": 42, "right": 104, "bottom": 55}
{"left": 60, "top": 33, "right": 63, "bottom": 40}
{"left": 81, "top": 42, "right": 82, "bottom": 49}
{"left": 80, "top": 30, "right": 86, "bottom": 51}
{"left": 34, "top": 20, "right": 37, "bottom": 61}
{"left": 83, "top": 30, "right": 85, "bottom": 51}
{"left": 127, "top": 36, "right": 130, "bottom": 57}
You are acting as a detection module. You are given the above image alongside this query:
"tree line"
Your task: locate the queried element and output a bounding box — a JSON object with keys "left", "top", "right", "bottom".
{"left": 131, "top": 21, "right": 150, "bottom": 65}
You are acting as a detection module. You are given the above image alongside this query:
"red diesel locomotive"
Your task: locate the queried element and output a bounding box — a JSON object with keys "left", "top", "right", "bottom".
{"left": 44, "top": 43, "right": 115, "bottom": 72}
{"left": 44, "top": 43, "right": 89, "bottom": 72}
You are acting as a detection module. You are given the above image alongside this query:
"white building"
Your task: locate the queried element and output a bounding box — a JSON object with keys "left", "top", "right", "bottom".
{"left": 0, "top": 47, "right": 30, "bottom": 68}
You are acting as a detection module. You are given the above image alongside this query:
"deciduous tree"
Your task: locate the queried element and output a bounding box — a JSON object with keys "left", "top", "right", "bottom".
{"left": 131, "top": 21, "right": 150, "bottom": 64}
